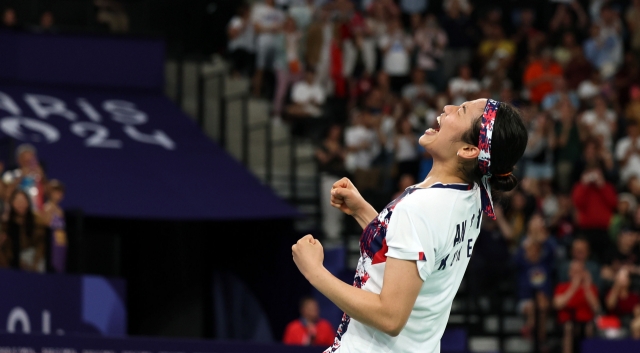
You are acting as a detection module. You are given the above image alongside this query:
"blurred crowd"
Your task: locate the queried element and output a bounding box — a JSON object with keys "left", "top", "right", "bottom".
{"left": 226, "top": 0, "right": 640, "bottom": 351}
{"left": 0, "top": 144, "right": 68, "bottom": 274}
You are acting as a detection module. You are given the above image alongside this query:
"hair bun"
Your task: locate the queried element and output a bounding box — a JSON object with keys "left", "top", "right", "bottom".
{"left": 490, "top": 173, "right": 519, "bottom": 192}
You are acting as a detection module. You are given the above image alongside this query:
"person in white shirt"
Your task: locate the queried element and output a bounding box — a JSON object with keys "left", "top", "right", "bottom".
{"left": 251, "top": 0, "right": 286, "bottom": 96}
{"left": 227, "top": 4, "right": 255, "bottom": 77}
{"left": 286, "top": 68, "right": 326, "bottom": 118}
{"left": 292, "top": 99, "right": 528, "bottom": 353}
{"left": 615, "top": 121, "right": 640, "bottom": 185}
{"left": 378, "top": 17, "right": 413, "bottom": 93}
{"left": 448, "top": 65, "right": 481, "bottom": 106}
{"left": 580, "top": 95, "right": 616, "bottom": 151}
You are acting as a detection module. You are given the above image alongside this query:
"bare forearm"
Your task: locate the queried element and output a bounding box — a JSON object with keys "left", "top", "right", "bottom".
{"left": 354, "top": 204, "right": 378, "bottom": 229}
{"left": 307, "top": 267, "right": 396, "bottom": 334}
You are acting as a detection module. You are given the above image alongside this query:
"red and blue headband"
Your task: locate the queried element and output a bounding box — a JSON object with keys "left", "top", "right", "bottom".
{"left": 478, "top": 99, "right": 501, "bottom": 220}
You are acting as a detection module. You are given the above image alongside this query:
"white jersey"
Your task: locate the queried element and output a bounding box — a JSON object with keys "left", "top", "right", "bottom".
{"left": 326, "top": 183, "right": 482, "bottom": 353}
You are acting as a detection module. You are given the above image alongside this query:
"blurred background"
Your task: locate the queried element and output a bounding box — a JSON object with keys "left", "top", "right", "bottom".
{"left": 0, "top": 0, "right": 639, "bottom": 353}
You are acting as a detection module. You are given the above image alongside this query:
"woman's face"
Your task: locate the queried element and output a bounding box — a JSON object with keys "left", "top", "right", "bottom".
{"left": 11, "top": 193, "right": 29, "bottom": 216}
{"left": 419, "top": 99, "right": 487, "bottom": 159}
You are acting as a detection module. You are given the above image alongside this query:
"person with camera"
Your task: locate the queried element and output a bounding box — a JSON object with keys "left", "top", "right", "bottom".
{"left": 572, "top": 166, "right": 618, "bottom": 262}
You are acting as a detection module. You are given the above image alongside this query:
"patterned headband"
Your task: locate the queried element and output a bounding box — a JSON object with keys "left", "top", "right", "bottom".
{"left": 478, "top": 99, "right": 501, "bottom": 220}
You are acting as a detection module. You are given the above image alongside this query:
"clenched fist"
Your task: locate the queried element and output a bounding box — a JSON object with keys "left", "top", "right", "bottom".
{"left": 292, "top": 234, "right": 324, "bottom": 280}
{"left": 330, "top": 177, "right": 366, "bottom": 216}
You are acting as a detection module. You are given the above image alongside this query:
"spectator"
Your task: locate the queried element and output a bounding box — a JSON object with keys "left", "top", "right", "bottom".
{"left": 344, "top": 110, "right": 379, "bottom": 191}
{"left": 557, "top": 238, "right": 601, "bottom": 289}
{"left": 477, "top": 24, "right": 515, "bottom": 93}
{"left": 448, "top": 64, "right": 480, "bottom": 106}
{"left": 565, "top": 47, "right": 595, "bottom": 92}
{"left": 523, "top": 112, "right": 555, "bottom": 182}
{"left": 580, "top": 95, "right": 617, "bottom": 151}
{"left": 378, "top": 17, "right": 413, "bottom": 94}
{"left": 393, "top": 118, "right": 419, "bottom": 183}
{"left": 541, "top": 77, "right": 580, "bottom": 112}
{"left": 605, "top": 268, "right": 640, "bottom": 319}
{"left": 572, "top": 138, "right": 616, "bottom": 186}
{"left": 548, "top": 2, "right": 589, "bottom": 45}
{"left": 251, "top": 0, "right": 286, "bottom": 97}
{"left": 523, "top": 48, "right": 564, "bottom": 105}
{"left": 304, "top": 8, "right": 331, "bottom": 88}
{"left": 413, "top": 14, "right": 448, "bottom": 90}
{"left": 3, "top": 144, "right": 48, "bottom": 212}
{"left": 553, "top": 261, "right": 601, "bottom": 353}
{"left": 4, "top": 190, "right": 48, "bottom": 273}
{"left": 515, "top": 214, "right": 555, "bottom": 344}
{"left": 626, "top": 85, "right": 640, "bottom": 125}
{"left": 227, "top": 3, "right": 256, "bottom": 77}
{"left": 609, "top": 193, "right": 637, "bottom": 244}
{"left": 577, "top": 71, "right": 603, "bottom": 102}
{"left": 286, "top": 67, "right": 325, "bottom": 119}
{"left": 555, "top": 101, "right": 586, "bottom": 193}
{"left": 401, "top": 68, "right": 435, "bottom": 117}
{"left": 95, "top": 0, "right": 129, "bottom": 33}
{"left": 316, "top": 124, "right": 347, "bottom": 243}
{"left": 572, "top": 166, "right": 617, "bottom": 262}
{"left": 43, "top": 180, "right": 67, "bottom": 273}
{"left": 273, "top": 16, "right": 304, "bottom": 120}
{"left": 391, "top": 173, "right": 416, "bottom": 200}
{"left": 615, "top": 121, "right": 640, "bottom": 185}
{"left": 627, "top": 0, "right": 640, "bottom": 57}
{"left": 583, "top": 23, "right": 622, "bottom": 79}
{"left": 439, "top": 0, "right": 474, "bottom": 79}
{"left": 1, "top": 7, "right": 18, "bottom": 30}
{"left": 283, "top": 296, "right": 335, "bottom": 346}
{"left": 554, "top": 32, "right": 580, "bottom": 68}
{"left": 600, "top": 229, "right": 640, "bottom": 285}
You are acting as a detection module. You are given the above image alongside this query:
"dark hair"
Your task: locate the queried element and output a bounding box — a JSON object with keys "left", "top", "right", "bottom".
{"left": 460, "top": 103, "right": 528, "bottom": 193}
{"left": 299, "top": 295, "right": 316, "bottom": 310}
{"left": 8, "top": 189, "right": 35, "bottom": 238}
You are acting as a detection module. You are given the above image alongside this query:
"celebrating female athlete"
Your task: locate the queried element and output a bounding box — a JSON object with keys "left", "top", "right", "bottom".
{"left": 292, "top": 99, "right": 528, "bottom": 352}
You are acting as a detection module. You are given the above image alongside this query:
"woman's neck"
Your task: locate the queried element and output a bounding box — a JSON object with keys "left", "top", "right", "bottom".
{"left": 416, "top": 161, "right": 467, "bottom": 188}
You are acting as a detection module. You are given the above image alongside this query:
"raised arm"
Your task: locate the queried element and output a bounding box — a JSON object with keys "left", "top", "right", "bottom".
{"left": 330, "top": 177, "right": 378, "bottom": 229}
{"left": 293, "top": 236, "right": 423, "bottom": 336}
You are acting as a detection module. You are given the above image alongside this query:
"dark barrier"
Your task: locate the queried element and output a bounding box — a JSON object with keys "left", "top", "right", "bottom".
{"left": 0, "top": 269, "right": 126, "bottom": 337}
{"left": 0, "top": 334, "right": 325, "bottom": 353}
{"left": 582, "top": 338, "right": 640, "bottom": 353}
{"left": 0, "top": 30, "right": 164, "bottom": 93}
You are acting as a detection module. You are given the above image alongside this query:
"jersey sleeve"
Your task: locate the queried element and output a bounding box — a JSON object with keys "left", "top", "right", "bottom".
{"left": 385, "top": 201, "right": 435, "bottom": 281}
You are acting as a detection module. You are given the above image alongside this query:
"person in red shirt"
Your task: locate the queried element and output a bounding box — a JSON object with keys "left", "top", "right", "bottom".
{"left": 554, "top": 261, "right": 601, "bottom": 353}
{"left": 523, "top": 48, "right": 563, "bottom": 104}
{"left": 572, "top": 167, "right": 618, "bottom": 262}
{"left": 283, "top": 296, "right": 335, "bottom": 346}
{"left": 605, "top": 268, "right": 640, "bottom": 317}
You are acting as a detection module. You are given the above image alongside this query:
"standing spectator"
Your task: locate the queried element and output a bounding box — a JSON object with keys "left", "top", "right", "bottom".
{"left": 227, "top": 3, "right": 256, "bottom": 77}
{"left": 615, "top": 121, "right": 640, "bottom": 185}
{"left": 43, "top": 180, "right": 67, "bottom": 273}
{"left": 583, "top": 23, "right": 622, "bottom": 80}
{"left": 548, "top": 2, "right": 589, "bottom": 44}
{"left": 344, "top": 110, "right": 379, "bottom": 191}
{"left": 283, "top": 296, "right": 335, "bottom": 346}
{"left": 627, "top": 0, "right": 640, "bottom": 57}
{"left": 580, "top": 95, "right": 617, "bottom": 151}
{"left": 273, "top": 17, "right": 304, "bottom": 120}
{"left": 572, "top": 138, "right": 617, "bottom": 186}
{"left": 515, "top": 214, "right": 555, "bottom": 344}
{"left": 523, "top": 112, "right": 555, "bottom": 183}
{"left": 600, "top": 229, "right": 640, "bottom": 285}
{"left": 553, "top": 261, "right": 601, "bottom": 353}
{"left": 523, "top": 48, "right": 564, "bottom": 105}
{"left": 439, "top": 0, "right": 474, "bottom": 79}
{"left": 477, "top": 24, "right": 515, "bottom": 93}
{"left": 285, "top": 67, "right": 325, "bottom": 119}
{"left": 316, "top": 124, "right": 347, "bottom": 243}
{"left": 565, "top": 48, "right": 595, "bottom": 92}
{"left": 609, "top": 193, "right": 637, "bottom": 244}
{"left": 572, "top": 166, "right": 617, "bottom": 262}
{"left": 413, "top": 14, "right": 448, "bottom": 91}
{"left": 541, "top": 77, "right": 580, "bottom": 112}
{"left": 401, "top": 68, "right": 435, "bottom": 117}
{"left": 605, "top": 268, "right": 640, "bottom": 319}
{"left": 555, "top": 102, "right": 586, "bottom": 193}
{"left": 4, "top": 190, "right": 48, "bottom": 273}
{"left": 448, "top": 65, "right": 481, "bottom": 106}
{"left": 577, "top": 71, "right": 603, "bottom": 102}
{"left": 393, "top": 119, "right": 418, "bottom": 183}
{"left": 378, "top": 17, "right": 413, "bottom": 94}
{"left": 3, "top": 144, "right": 48, "bottom": 212}
{"left": 626, "top": 85, "right": 640, "bottom": 125}
{"left": 553, "top": 32, "right": 580, "bottom": 68}
{"left": 251, "top": 0, "right": 285, "bottom": 97}
{"left": 557, "top": 238, "right": 601, "bottom": 289}
{"left": 1, "top": 7, "right": 18, "bottom": 29}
